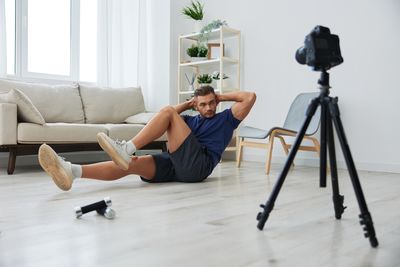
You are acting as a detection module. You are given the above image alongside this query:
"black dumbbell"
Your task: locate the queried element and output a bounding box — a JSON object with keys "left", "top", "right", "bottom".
{"left": 74, "top": 197, "right": 116, "bottom": 219}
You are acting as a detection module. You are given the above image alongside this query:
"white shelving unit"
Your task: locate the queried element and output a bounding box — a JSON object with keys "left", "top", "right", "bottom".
{"left": 178, "top": 26, "right": 241, "bottom": 152}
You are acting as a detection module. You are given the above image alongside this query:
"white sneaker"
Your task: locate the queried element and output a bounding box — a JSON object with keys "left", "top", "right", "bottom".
{"left": 97, "top": 132, "right": 131, "bottom": 170}
{"left": 38, "top": 144, "right": 73, "bottom": 191}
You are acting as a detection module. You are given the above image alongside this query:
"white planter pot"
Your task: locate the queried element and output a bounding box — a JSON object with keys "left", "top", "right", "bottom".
{"left": 191, "top": 57, "right": 207, "bottom": 62}
{"left": 198, "top": 83, "right": 212, "bottom": 88}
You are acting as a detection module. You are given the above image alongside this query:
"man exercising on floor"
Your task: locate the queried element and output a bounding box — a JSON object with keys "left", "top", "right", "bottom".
{"left": 39, "top": 86, "right": 256, "bottom": 191}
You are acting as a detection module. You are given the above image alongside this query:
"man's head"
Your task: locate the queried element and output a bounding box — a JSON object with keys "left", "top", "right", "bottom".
{"left": 194, "top": 85, "right": 217, "bottom": 118}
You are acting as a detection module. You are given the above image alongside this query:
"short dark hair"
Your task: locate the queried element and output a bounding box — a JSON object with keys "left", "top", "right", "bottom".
{"left": 194, "top": 85, "right": 215, "bottom": 97}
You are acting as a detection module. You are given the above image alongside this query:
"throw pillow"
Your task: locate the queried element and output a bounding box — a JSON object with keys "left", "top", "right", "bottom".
{"left": 124, "top": 112, "right": 156, "bottom": 124}
{"left": 0, "top": 89, "right": 45, "bottom": 125}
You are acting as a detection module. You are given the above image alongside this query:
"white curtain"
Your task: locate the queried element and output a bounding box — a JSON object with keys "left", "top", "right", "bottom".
{"left": 97, "top": 0, "right": 142, "bottom": 88}
{"left": 0, "top": 0, "right": 7, "bottom": 77}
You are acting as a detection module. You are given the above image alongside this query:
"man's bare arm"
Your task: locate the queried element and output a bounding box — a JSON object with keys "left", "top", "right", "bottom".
{"left": 173, "top": 98, "right": 195, "bottom": 114}
{"left": 217, "top": 91, "right": 256, "bottom": 121}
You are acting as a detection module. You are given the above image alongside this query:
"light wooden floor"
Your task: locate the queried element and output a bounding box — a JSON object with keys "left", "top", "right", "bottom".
{"left": 0, "top": 161, "right": 399, "bottom": 267}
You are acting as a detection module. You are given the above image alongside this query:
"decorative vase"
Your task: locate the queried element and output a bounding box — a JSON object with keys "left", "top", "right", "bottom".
{"left": 187, "top": 84, "right": 195, "bottom": 92}
{"left": 215, "top": 80, "right": 222, "bottom": 90}
{"left": 194, "top": 20, "right": 203, "bottom": 33}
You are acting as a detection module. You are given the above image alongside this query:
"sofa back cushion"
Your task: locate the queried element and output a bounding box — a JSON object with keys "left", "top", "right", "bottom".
{"left": 79, "top": 85, "right": 145, "bottom": 124}
{"left": 0, "top": 79, "right": 85, "bottom": 123}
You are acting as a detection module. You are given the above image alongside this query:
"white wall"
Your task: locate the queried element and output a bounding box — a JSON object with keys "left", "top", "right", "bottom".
{"left": 171, "top": 0, "right": 400, "bottom": 173}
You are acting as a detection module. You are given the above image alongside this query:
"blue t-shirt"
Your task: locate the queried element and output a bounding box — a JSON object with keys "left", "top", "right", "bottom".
{"left": 182, "top": 108, "right": 241, "bottom": 169}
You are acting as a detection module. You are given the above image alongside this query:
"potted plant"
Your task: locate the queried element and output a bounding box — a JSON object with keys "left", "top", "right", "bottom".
{"left": 187, "top": 44, "right": 208, "bottom": 61}
{"left": 181, "top": 1, "right": 204, "bottom": 32}
{"left": 212, "top": 71, "right": 229, "bottom": 80}
{"left": 197, "top": 73, "right": 212, "bottom": 87}
{"left": 199, "top": 19, "right": 228, "bottom": 45}
{"left": 212, "top": 71, "right": 229, "bottom": 89}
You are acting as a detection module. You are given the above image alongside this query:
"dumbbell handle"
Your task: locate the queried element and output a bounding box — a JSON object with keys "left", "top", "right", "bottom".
{"left": 75, "top": 197, "right": 112, "bottom": 218}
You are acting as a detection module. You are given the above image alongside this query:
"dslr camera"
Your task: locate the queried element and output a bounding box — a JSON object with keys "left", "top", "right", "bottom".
{"left": 295, "top": 25, "right": 343, "bottom": 71}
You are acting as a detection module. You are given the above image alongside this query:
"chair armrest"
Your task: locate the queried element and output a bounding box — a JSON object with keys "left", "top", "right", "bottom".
{"left": 0, "top": 103, "right": 17, "bottom": 145}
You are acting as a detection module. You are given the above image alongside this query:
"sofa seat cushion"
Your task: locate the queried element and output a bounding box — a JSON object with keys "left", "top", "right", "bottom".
{"left": 105, "top": 124, "right": 167, "bottom": 142}
{"left": 0, "top": 79, "right": 85, "bottom": 123}
{"left": 80, "top": 85, "right": 146, "bottom": 124}
{"left": 17, "top": 123, "right": 107, "bottom": 143}
{"left": 124, "top": 112, "right": 156, "bottom": 124}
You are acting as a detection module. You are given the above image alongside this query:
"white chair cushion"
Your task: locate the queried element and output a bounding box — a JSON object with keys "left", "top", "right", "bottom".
{"left": 80, "top": 85, "right": 146, "bottom": 124}
{"left": 238, "top": 126, "right": 269, "bottom": 139}
{"left": 17, "top": 123, "right": 108, "bottom": 143}
{"left": 0, "top": 89, "right": 45, "bottom": 125}
{"left": 124, "top": 112, "right": 156, "bottom": 124}
{"left": 0, "top": 79, "right": 85, "bottom": 123}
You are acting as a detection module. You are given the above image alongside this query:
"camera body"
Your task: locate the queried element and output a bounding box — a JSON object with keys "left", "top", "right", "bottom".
{"left": 295, "top": 25, "right": 343, "bottom": 71}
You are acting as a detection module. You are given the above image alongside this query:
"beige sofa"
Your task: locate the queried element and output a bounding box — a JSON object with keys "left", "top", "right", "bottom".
{"left": 0, "top": 79, "right": 167, "bottom": 174}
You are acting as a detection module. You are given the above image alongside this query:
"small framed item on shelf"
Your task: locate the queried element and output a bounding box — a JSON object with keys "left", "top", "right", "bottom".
{"left": 207, "top": 43, "right": 224, "bottom": 59}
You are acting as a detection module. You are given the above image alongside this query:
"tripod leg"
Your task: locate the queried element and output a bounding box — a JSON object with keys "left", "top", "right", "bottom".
{"left": 320, "top": 98, "right": 328, "bottom": 187}
{"left": 328, "top": 98, "right": 378, "bottom": 248}
{"left": 326, "top": 109, "right": 346, "bottom": 219}
{"left": 257, "top": 97, "right": 320, "bottom": 230}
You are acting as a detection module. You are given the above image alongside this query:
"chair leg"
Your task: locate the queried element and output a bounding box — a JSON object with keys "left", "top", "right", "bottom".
{"left": 265, "top": 134, "right": 275, "bottom": 175}
{"left": 311, "top": 137, "right": 330, "bottom": 173}
{"left": 7, "top": 147, "right": 17, "bottom": 175}
{"left": 236, "top": 137, "right": 244, "bottom": 167}
{"left": 278, "top": 136, "right": 295, "bottom": 170}
{"left": 311, "top": 137, "right": 320, "bottom": 156}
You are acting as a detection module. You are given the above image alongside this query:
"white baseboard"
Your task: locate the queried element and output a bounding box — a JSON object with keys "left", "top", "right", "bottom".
{"left": 243, "top": 154, "right": 400, "bottom": 174}
{"left": 2, "top": 151, "right": 400, "bottom": 174}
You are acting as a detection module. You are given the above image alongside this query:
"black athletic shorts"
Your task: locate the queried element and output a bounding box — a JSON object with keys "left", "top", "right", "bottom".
{"left": 140, "top": 133, "right": 213, "bottom": 183}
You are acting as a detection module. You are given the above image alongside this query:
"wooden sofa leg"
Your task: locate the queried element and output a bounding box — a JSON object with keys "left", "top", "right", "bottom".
{"left": 162, "top": 142, "right": 168, "bottom": 152}
{"left": 7, "top": 148, "right": 17, "bottom": 175}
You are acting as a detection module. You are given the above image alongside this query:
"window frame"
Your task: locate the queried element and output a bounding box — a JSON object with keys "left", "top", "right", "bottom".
{"left": 11, "top": 0, "right": 80, "bottom": 82}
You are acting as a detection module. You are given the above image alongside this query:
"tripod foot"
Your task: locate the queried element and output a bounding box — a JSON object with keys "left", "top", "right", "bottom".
{"left": 359, "top": 213, "right": 379, "bottom": 248}
{"left": 257, "top": 203, "right": 273, "bottom": 230}
{"left": 333, "top": 194, "right": 347, "bottom": 219}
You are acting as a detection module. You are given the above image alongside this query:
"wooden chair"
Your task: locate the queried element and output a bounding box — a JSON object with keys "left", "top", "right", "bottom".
{"left": 236, "top": 92, "right": 321, "bottom": 174}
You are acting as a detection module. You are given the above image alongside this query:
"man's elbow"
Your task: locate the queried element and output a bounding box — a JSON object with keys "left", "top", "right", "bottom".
{"left": 247, "top": 92, "right": 257, "bottom": 106}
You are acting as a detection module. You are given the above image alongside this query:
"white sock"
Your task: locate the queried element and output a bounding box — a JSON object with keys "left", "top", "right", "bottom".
{"left": 71, "top": 164, "right": 82, "bottom": 179}
{"left": 125, "top": 140, "right": 136, "bottom": 155}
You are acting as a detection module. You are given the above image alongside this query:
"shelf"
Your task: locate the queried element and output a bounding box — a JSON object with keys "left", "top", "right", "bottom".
{"left": 180, "top": 26, "right": 240, "bottom": 41}
{"left": 178, "top": 26, "right": 241, "bottom": 153}
{"left": 180, "top": 57, "right": 238, "bottom": 67}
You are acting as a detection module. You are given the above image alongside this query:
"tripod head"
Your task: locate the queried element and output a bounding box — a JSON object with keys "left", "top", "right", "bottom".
{"left": 318, "top": 69, "right": 331, "bottom": 97}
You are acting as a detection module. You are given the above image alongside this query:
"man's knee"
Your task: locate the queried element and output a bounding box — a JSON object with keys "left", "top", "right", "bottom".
{"left": 160, "top": 106, "right": 178, "bottom": 117}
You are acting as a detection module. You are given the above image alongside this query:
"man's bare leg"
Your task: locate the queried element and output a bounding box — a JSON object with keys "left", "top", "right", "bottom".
{"left": 131, "top": 106, "right": 191, "bottom": 152}
{"left": 98, "top": 106, "right": 192, "bottom": 170}
{"left": 82, "top": 156, "right": 156, "bottom": 180}
{"left": 39, "top": 142, "right": 158, "bottom": 191}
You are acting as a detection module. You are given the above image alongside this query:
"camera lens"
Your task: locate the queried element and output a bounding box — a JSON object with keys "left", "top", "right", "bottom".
{"left": 295, "top": 46, "right": 306, "bottom": 65}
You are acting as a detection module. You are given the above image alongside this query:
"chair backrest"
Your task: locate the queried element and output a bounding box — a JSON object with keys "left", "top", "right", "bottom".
{"left": 283, "top": 92, "right": 320, "bottom": 135}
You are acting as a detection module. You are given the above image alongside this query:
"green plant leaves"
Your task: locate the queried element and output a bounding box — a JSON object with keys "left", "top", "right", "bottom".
{"left": 182, "top": 1, "right": 204, "bottom": 21}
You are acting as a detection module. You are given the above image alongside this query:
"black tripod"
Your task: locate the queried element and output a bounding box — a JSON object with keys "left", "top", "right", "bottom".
{"left": 256, "top": 69, "right": 379, "bottom": 248}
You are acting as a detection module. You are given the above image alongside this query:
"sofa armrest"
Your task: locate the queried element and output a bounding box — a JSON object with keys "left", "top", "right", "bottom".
{"left": 0, "top": 103, "right": 17, "bottom": 145}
